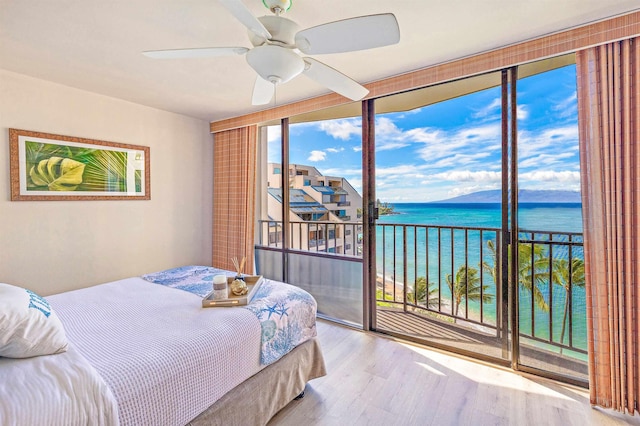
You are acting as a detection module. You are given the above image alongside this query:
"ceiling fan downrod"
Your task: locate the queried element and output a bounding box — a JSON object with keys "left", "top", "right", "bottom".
{"left": 263, "top": 0, "right": 292, "bottom": 15}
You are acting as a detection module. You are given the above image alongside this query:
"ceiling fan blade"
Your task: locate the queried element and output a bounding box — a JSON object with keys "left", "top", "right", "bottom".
{"left": 302, "top": 58, "right": 369, "bottom": 101}
{"left": 143, "top": 47, "right": 248, "bottom": 59}
{"left": 218, "top": 0, "right": 272, "bottom": 40}
{"left": 252, "top": 76, "right": 275, "bottom": 105}
{"left": 295, "top": 13, "right": 400, "bottom": 55}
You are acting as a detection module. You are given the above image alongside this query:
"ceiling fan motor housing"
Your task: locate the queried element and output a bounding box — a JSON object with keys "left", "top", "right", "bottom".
{"left": 249, "top": 16, "right": 300, "bottom": 46}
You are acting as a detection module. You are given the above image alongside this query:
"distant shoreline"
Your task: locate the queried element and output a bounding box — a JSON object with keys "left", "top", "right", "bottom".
{"left": 429, "top": 189, "right": 581, "bottom": 204}
{"left": 388, "top": 202, "right": 582, "bottom": 207}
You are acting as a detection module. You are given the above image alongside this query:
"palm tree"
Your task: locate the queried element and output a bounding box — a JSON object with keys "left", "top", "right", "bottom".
{"left": 445, "top": 265, "right": 494, "bottom": 318}
{"left": 550, "top": 257, "right": 585, "bottom": 346}
{"left": 411, "top": 276, "right": 440, "bottom": 309}
{"left": 482, "top": 239, "right": 550, "bottom": 312}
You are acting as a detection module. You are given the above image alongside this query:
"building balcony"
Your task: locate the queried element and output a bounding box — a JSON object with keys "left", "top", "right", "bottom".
{"left": 256, "top": 220, "right": 587, "bottom": 383}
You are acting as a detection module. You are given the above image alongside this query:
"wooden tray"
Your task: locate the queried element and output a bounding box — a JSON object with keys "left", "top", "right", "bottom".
{"left": 202, "top": 275, "right": 263, "bottom": 307}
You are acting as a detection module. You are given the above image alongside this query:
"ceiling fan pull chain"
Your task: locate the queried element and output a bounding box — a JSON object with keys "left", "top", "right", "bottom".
{"left": 273, "top": 84, "right": 277, "bottom": 107}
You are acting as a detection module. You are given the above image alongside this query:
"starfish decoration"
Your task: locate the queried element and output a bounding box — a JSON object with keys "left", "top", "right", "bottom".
{"left": 262, "top": 304, "right": 279, "bottom": 319}
{"left": 276, "top": 303, "right": 289, "bottom": 318}
{"left": 260, "top": 302, "right": 290, "bottom": 319}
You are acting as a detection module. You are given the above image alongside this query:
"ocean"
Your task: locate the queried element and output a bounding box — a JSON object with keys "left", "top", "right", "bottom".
{"left": 378, "top": 202, "right": 583, "bottom": 232}
{"left": 375, "top": 202, "right": 586, "bottom": 359}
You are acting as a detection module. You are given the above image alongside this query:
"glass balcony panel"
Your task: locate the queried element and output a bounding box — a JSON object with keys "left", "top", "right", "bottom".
{"left": 288, "top": 252, "right": 363, "bottom": 327}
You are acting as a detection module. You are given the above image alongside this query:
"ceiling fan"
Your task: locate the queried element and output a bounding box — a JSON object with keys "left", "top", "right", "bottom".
{"left": 143, "top": 0, "right": 400, "bottom": 105}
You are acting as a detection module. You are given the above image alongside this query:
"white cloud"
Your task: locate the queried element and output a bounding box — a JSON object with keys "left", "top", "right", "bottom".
{"left": 346, "top": 177, "right": 362, "bottom": 194}
{"left": 447, "top": 184, "right": 500, "bottom": 198}
{"left": 372, "top": 117, "right": 445, "bottom": 151}
{"left": 472, "top": 98, "right": 501, "bottom": 119}
{"left": 517, "top": 105, "right": 528, "bottom": 120}
{"left": 317, "top": 119, "right": 361, "bottom": 141}
{"left": 519, "top": 152, "right": 575, "bottom": 168}
{"left": 518, "top": 125, "right": 579, "bottom": 168}
{"left": 429, "top": 170, "right": 501, "bottom": 183}
{"left": 470, "top": 99, "right": 530, "bottom": 121}
{"left": 267, "top": 125, "right": 281, "bottom": 143}
{"left": 552, "top": 92, "right": 578, "bottom": 119}
{"left": 429, "top": 152, "right": 493, "bottom": 168}
{"left": 376, "top": 164, "right": 428, "bottom": 178}
{"left": 519, "top": 170, "right": 580, "bottom": 183}
{"left": 396, "top": 107, "right": 425, "bottom": 119}
{"left": 308, "top": 150, "right": 326, "bottom": 162}
{"left": 322, "top": 167, "right": 362, "bottom": 177}
{"left": 326, "top": 147, "right": 345, "bottom": 153}
{"left": 411, "top": 123, "right": 502, "bottom": 170}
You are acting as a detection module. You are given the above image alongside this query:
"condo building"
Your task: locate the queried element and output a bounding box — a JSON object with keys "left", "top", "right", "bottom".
{"left": 263, "top": 163, "right": 363, "bottom": 256}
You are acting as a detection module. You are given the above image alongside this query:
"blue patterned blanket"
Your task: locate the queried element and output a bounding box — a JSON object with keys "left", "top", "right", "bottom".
{"left": 141, "top": 266, "right": 317, "bottom": 365}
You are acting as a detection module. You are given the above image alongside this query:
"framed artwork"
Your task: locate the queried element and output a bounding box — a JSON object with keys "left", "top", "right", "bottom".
{"left": 9, "top": 129, "right": 150, "bottom": 201}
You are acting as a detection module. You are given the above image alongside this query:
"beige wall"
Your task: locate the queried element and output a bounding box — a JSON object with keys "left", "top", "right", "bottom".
{"left": 0, "top": 70, "right": 213, "bottom": 296}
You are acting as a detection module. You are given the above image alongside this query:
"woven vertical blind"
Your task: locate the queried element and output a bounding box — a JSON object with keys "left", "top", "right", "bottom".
{"left": 576, "top": 38, "right": 639, "bottom": 415}
{"left": 212, "top": 125, "right": 257, "bottom": 273}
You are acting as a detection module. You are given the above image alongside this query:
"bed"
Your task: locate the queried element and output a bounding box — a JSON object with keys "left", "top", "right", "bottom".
{"left": 0, "top": 266, "right": 326, "bottom": 426}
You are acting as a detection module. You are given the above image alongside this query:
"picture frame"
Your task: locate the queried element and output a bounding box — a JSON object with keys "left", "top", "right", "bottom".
{"left": 9, "top": 129, "right": 150, "bottom": 201}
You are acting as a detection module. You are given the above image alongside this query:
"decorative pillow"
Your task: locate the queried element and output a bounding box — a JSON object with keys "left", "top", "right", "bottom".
{"left": 0, "top": 283, "right": 68, "bottom": 358}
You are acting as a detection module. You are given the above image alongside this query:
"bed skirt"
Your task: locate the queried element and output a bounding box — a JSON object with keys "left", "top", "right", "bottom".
{"left": 188, "top": 337, "right": 326, "bottom": 425}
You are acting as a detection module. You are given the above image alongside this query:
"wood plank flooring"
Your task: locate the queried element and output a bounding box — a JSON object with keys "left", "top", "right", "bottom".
{"left": 269, "top": 320, "right": 640, "bottom": 426}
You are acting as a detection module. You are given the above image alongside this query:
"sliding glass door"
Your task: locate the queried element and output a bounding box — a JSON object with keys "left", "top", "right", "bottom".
{"left": 513, "top": 59, "right": 587, "bottom": 385}
{"left": 370, "top": 71, "right": 512, "bottom": 364}
{"left": 366, "top": 55, "right": 587, "bottom": 385}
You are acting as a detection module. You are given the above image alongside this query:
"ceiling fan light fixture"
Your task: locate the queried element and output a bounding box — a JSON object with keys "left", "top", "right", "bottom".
{"left": 246, "top": 45, "right": 304, "bottom": 84}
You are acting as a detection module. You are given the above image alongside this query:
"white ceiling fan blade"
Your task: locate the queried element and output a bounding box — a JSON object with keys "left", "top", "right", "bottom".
{"left": 252, "top": 76, "right": 275, "bottom": 105}
{"left": 295, "top": 14, "right": 400, "bottom": 55}
{"left": 302, "top": 58, "right": 369, "bottom": 101}
{"left": 218, "top": 0, "right": 272, "bottom": 40}
{"left": 143, "top": 47, "right": 248, "bottom": 59}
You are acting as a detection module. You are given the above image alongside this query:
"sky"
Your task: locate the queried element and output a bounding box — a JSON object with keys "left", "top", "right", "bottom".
{"left": 267, "top": 64, "right": 580, "bottom": 203}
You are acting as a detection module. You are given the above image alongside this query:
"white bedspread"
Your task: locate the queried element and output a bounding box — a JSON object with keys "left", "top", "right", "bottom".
{"left": 48, "top": 277, "right": 264, "bottom": 426}
{"left": 0, "top": 344, "right": 119, "bottom": 426}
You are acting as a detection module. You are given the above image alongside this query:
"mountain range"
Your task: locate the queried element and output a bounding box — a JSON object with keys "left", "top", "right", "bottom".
{"left": 433, "top": 189, "right": 581, "bottom": 203}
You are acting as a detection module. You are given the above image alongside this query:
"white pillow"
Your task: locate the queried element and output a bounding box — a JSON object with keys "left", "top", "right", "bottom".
{"left": 0, "top": 283, "right": 68, "bottom": 358}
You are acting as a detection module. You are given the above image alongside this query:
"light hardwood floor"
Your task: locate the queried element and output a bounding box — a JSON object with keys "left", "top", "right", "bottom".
{"left": 269, "top": 320, "right": 640, "bottom": 426}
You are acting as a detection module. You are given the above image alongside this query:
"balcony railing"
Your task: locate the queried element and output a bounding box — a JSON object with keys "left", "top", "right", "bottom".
{"left": 256, "top": 219, "right": 587, "bottom": 366}
{"left": 258, "top": 220, "right": 362, "bottom": 256}
{"left": 375, "top": 223, "right": 587, "bottom": 358}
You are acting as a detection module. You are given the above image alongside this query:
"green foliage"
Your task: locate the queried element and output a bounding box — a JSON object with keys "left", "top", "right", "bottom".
{"left": 375, "top": 288, "right": 395, "bottom": 307}
{"left": 25, "top": 141, "right": 133, "bottom": 193}
{"left": 445, "top": 265, "right": 494, "bottom": 318}
{"left": 551, "top": 257, "right": 586, "bottom": 345}
{"left": 482, "top": 239, "right": 550, "bottom": 312}
{"left": 410, "top": 276, "right": 440, "bottom": 309}
{"left": 376, "top": 199, "right": 396, "bottom": 216}
{"left": 29, "top": 157, "right": 85, "bottom": 191}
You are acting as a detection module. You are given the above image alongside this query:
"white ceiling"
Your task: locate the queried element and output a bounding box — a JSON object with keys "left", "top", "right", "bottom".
{"left": 1, "top": 1, "right": 639, "bottom": 122}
